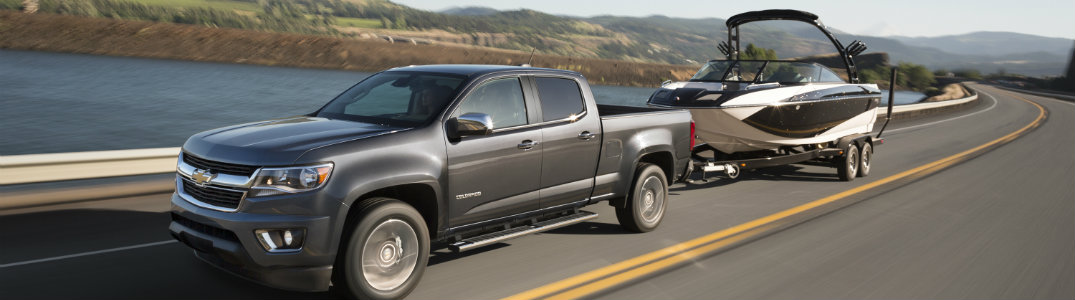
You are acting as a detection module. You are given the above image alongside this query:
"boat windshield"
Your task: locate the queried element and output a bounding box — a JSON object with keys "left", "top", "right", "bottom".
{"left": 690, "top": 60, "right": 845, "bottom": 84}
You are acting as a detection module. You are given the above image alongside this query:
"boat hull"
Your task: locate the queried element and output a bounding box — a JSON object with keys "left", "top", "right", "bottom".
{"left": 690, "top": 102, "right": 878, "bottom": 153}
{"left": 652, "top": 84, "right": 882, "bottom": 154}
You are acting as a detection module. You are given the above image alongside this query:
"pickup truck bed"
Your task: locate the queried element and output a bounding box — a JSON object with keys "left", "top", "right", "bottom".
{"left": 596, "top": 103, "right": 676, "bottom": 116}
{"left": 593, "top": 104, "right": 693, "bottom": 199}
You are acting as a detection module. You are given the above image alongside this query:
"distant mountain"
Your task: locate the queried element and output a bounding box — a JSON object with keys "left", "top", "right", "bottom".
{"left": 583, "top": 16, "right": 1071, "bottom": 76}
{"left": 890, "top": 32, "right": 1073, "bottom": 57}
{"left": 838, "top": 33, "right": 1067, "bottom": 76}
{"left": 440, "top": 6, "right": 499, "bottom": 16}
{"left": 585, "top": 15, "right": 727, "bottom": 64}
{"left": 18, "top": 0, "right": 1070, "bottom": 76}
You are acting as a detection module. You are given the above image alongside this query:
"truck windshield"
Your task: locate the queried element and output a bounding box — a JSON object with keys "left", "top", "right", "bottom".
{"left": 318, "top": 72, "right": 465, "bottom": 127}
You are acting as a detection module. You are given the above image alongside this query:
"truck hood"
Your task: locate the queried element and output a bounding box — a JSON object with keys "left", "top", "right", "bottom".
{"left": 182, "top": 116, "right": 407, "bottom": 165}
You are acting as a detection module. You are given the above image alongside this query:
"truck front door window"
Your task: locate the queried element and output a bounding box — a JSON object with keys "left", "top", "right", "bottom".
{"left": 453, "top": 77, "right": 527, "bottom": 129}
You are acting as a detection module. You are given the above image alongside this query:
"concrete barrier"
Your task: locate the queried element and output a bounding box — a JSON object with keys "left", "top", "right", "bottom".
{"left": 0, "top": 147, "right": 180, "bottom": 185}
{"left": 878, "top": 84, "right": 979, "bottom": 120}
{"left": 0, "top": 173, "right": 175, "bottom": 211}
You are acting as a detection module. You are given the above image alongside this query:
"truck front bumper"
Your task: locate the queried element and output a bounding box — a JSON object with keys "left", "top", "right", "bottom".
{"left": 169, "top": 193, "right": 336, "bottom": 292}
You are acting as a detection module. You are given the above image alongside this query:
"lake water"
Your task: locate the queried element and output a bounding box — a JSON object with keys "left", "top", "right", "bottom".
{"left": 881, "top": 90, "right": 927, "bottom": 106}
{"left": 0, "top": 50, "right": 922, "bottom": 155}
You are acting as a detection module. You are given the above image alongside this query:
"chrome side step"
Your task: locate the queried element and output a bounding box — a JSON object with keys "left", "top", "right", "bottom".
{"left": 449, "top": 211, "right": 598, "bottom": 252}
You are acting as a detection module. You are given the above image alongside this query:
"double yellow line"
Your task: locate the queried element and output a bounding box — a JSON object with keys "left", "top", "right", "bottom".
{"left": 504, "top": 89, "right": 1047, "bottom": 300}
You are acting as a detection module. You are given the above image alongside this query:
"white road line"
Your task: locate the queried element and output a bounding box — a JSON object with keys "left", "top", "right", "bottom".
{"left": 0, "top": 240, "right": 177, "bottom": 269}
{"left": 885, "top": 89, "right": 999, "bottom": 133}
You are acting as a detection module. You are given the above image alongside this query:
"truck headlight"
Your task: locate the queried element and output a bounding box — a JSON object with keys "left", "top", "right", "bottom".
{"left": 249, "top": 163, "right": 333, "bottom": 197}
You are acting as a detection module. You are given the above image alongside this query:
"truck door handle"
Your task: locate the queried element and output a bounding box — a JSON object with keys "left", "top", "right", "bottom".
{"left": 518, "top": 140, "right": 538, "bottom": 150}
{"left": 578, "top": 131, "right": 596, "bottom": 140}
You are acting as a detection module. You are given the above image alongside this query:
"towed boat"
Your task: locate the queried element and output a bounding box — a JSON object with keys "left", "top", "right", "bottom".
{"left": 649, "top": 9, "right": 881, "bottom": 155}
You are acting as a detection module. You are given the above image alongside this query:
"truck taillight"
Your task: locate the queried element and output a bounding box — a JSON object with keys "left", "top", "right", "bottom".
{"left": 689, "top": 121, "right": 696, "bottom": 150}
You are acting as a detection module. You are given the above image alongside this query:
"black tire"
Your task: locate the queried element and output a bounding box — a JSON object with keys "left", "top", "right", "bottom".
{"left": 835, "top": 143, "right": 859, "bottom": 181}
{"left": 337, "top": 198, "right": 429, "bottom": 300}
{"left": 857, "top": 142, "right": 872, "bottom": 177}
{"left": 616, "top": 164, "right": 668, "bottom": 233}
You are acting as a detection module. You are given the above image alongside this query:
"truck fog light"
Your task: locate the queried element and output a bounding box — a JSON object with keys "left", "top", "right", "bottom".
{"left": 254, "top": 228, "right": 306, "bottom": 252}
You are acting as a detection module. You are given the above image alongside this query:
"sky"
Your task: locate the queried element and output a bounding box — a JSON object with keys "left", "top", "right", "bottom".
{"left": 392, "top": 0, "right": 1075, "bottom": 40}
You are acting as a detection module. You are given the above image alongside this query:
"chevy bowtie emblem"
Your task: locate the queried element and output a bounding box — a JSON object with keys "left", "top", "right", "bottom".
{"left": 192, "top": 169, "right": 217, "bottom": 186}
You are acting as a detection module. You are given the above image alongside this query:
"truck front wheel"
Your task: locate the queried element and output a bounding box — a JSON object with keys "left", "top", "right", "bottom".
{"left": 338, "top": 198, "right": 429, "bottom": 300}
{"left": 616, "top": 163, "right": 668, "bottom": 233}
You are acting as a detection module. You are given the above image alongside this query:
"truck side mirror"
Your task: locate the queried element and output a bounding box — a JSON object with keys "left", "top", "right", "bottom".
{"left": 447, "top": 113, "right": 493, "bottom": 139}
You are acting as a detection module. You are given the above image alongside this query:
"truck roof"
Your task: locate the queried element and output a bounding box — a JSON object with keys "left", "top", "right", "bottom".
{"left": 387, "top": 64, "right": 581, "bottom": 78}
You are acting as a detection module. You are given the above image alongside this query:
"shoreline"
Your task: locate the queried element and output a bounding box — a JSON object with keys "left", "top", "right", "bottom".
{"left": 0, "top": 11, "right": 697, "bottom": 87}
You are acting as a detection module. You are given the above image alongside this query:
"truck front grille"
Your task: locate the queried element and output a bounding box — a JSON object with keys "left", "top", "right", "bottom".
{"left": 180, "top": 178, "right": 245, "bottom": 210}
{"left": 182, "top": 153, "right": 259, "bottom": 177}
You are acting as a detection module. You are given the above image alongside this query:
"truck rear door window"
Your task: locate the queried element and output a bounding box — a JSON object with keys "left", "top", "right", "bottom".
{"left": 535, "top": 77, "right": 585, "bottom": 122}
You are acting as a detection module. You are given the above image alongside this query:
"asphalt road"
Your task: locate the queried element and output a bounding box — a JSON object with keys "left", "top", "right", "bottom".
{"left": 1, "top": 84, "right": 1071, "bottom": 299}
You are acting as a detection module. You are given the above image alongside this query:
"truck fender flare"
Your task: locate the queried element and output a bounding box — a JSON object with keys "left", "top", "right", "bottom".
{"left": 335, "top": 175, "right": 445, "bottom": 241}
{"left": 615, "top": 147, "right": 675, "bottom": 208}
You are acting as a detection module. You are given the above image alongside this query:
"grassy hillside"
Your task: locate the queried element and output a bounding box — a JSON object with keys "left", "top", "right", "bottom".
{"left": 2, "top": 0, "right": 1066, "bottom": 76}
{"left": 0, "top": 10, "right": 696, "bottom": 86}
{"left": 1, "top": 0, "right": 809, "bottom": 64}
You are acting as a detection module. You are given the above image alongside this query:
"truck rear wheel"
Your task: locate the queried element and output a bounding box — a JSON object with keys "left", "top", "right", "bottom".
{"left": 616, "top": 164, "right": 667, "bottom": 233}
{"left": 337, "top": 198, "right": 429, "bottom": 300}
{"left": 835, "top": 143, "right": 860, "bottom": 181}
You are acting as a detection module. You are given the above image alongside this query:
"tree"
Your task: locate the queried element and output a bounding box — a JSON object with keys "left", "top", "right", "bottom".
{"left": 858, "top": 66, "right": 885, "bottom": 85}
{"left": 392, "top": 13, "right": 406, "bottom": 29}
{"left": 896, "top": 62, "right": 935, "bottom": 91}
{"left": 739, "top": 43, "right": 777, "bottom": 60}
{"left": 953, "top": 69, "right": 983, "bottom": 80}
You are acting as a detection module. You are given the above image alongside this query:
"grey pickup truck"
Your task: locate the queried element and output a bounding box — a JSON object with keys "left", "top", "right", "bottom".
{"left": 169, "top": 65, "right": 692, "bottom": 299}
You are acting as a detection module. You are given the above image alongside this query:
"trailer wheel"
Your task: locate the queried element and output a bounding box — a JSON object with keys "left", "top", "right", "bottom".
{"left": 857, "top": 142, "right": 872, "bottom": 177}
{"left": 835, "top": 144, "right": 859, "bottom": 181}
{"left": 337, "top": 198, "right": 429, "bottom": 300}
{"left": 616, "top": 163, "right": 667, "bottom": 233}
